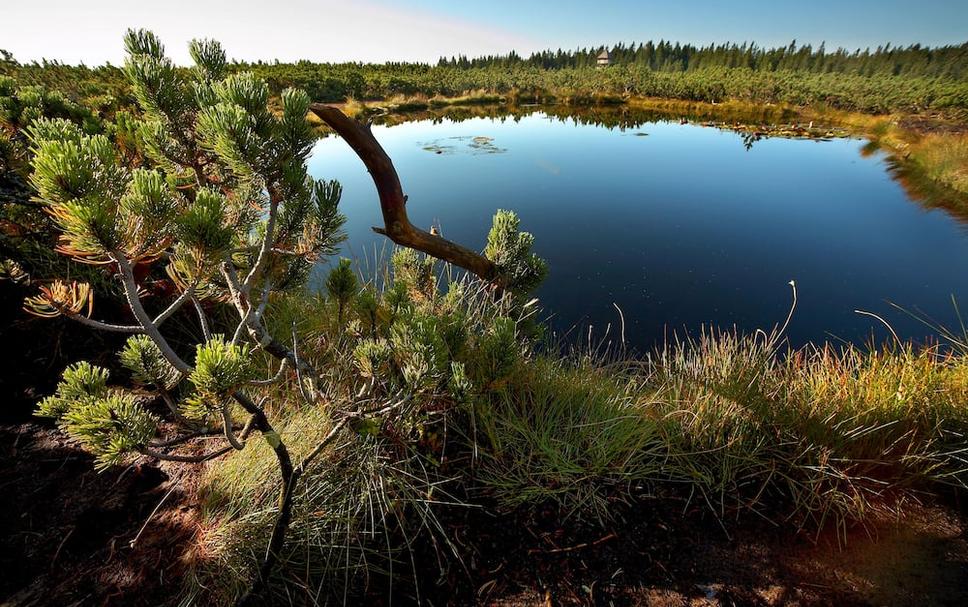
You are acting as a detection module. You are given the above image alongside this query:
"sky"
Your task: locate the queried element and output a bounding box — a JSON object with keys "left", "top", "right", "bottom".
{"left": 2, "top": 0, "right": 966, "bottom": 65}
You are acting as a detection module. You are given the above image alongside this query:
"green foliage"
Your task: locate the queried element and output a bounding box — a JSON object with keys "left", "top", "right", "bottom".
{"left": 124, "top": 29, "right": 188, "bottom": 122}
{"left": 37, "top": 362, "right": 157, "bottom": 470}
{"left": 442, "top": 39, "right": 968, "bottom": 81}
{"left": 384, "top": 281, "right": 412, "bottom": 321}
{"left": 27, "top": 123, "right": 131, "bottom": 262}
{"left": 389, "top": 312, "right": 452, "bottom": 391}
{"left": 61, "top": 392, "right": 158, "bottom": 470}
{"left": 119, "top": 334, "right": 178, "bottom": 389}
{"left": 391, "top": 247, "right": 436, "bottom": 304}
{"left": 0, "top": 79, "right": 99, "bottom": 132}
{"left": 353, "top": 337, "right": 391, "bottom": 379}
{"left": 484, "top": 210, "right": 547, "bottom": 296}
{"left": 189, "top": 38, "right": 227, "bottom": 82}
{"left": 470, "top": 316, "right": 519, "bottom": 389}
{"left": 119, "top": 168, "right": 180, "bottom": 258}
{"left": 174, "top": 187, "right": 233, "bottom": 272}
{"left": 5, "top": 38, "right": 968, "bottom": 116}
{"left": 189, "top": 335, "right": 255, "bottom": 403}
{"left": 275, "top": 178, "right": 346, "bottom": 265}
{"left": 477, "top": 357, "right": 663, "bottom": 520}
{"left": 36, "top": 361, "right": 110, "bottom": 419}
{"left": 325, "top": 258, "right": 357, "bottom": 322}
{"left": 354, "top": 287, "right": 379, "bottom": 334}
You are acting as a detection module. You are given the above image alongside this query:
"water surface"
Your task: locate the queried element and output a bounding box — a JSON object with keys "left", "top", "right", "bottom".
{"left": 308, "top": 110, "right": 968, "bottom": 349}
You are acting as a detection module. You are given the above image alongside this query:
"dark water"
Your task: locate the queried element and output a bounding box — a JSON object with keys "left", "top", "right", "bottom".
{"left": 307, "top": 109, "right": 968, "bottom": 349}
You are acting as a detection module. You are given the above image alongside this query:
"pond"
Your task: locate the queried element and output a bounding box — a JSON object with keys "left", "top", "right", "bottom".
{"left": 307, "top": 108, "right": 968, "bottom": 350}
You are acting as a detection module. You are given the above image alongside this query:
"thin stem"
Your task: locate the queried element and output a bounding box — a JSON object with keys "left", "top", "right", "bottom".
{"left": 242, "top": 191, "right": 280, "bottom": 291}
{"left": 153, "top": 281, "right": 198, "bottom": 326}
{"left": 148, "top": 426, "right": 231, "bottom": 448}
{"left": 64, "top": 313, "right": 144, "bottom": 334}
{"left": 191, "top": 295, "right": 212, "bottom": 340}
{"left": 296, "top": 417, "right": 349, "bottom": 475}
{"left": 139, "top": 445, "right": 234, "bottom": 463}
{"left": 160, "top": 390, "right": 195, "bottom": 427}
{"left": 249, "top": 359, "right": 289, "bottom": 386}
{"left": 231, "top": 390, "right": 295, "bottom": 607}
{"left": 291, "top": 323, "right": 315, "bottom": 405}
{"left": 222, "top": 399, "right": 245, "bottom": 450}
{"left": 113, "top": 253, "right": 191, "bottom": 373}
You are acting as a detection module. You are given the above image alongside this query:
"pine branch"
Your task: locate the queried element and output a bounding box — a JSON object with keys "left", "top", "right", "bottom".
{"left": 64, "top": 312, "right": 144, "bottom": 333}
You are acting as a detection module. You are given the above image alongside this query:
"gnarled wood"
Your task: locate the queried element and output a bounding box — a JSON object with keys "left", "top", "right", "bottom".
{"left": 308, "top": 104, "right": 497, "bottom": 282}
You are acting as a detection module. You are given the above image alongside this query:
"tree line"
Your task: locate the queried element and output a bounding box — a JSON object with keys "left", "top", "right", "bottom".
{"left": 3, "top": 39, "right": 967, "bottom": 119}
{"left": 439, "top": 40, "right": 968, "bottom": 80}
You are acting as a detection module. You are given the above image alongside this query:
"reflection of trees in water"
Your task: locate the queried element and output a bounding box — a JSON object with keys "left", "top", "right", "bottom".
{"left": 741, "top": 132, "right": 764, "bottom": 150}
{"left": 882, "top": 156, "right": 968, "bottom": 228}
{"left": 367, "top": 103, "right": 968, "bottom": 227}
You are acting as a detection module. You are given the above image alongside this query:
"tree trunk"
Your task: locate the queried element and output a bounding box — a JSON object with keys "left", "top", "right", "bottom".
{"left": 308, "top": 104, "right": 497, "bottom": 282}
{"left": 233, "top": 392, "right": 297, "bottom": 607}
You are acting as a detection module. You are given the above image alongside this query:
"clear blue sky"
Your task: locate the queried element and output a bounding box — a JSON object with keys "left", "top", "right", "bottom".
{"left": 3, "top": 0, "right": 966, "bottom": 65}
{"left": 403, "top": 0, "right": 968, "bottom": 51}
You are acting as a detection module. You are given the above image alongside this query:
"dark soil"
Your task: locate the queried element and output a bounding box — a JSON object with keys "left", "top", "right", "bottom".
{"left": 440, "top": 497, "right": 968, "bottom": 606}
{"left": 0, "top": 423, "right": 201, "bottom": 607}
{"left": 897, "top": 113, "right": 968, "bottom": 136}
{"left": 3, "top": 418, "right": 968, "bottom": 606}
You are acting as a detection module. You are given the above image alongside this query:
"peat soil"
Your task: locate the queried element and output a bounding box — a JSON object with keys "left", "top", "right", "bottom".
{"left": 4, "top": 418, "right": 967, "bottom": 607}
{"left": 447, "top": 497, "right": 968, "bottom": 607}
{"left": 0, "top": 423, "right": 201, "bottom": 607}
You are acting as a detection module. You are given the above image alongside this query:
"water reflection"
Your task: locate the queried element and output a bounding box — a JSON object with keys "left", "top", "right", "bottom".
{"left": 349, "top": 103, "right": 968, "bottom": 223}
{"left": 309, "top": 109, "right": 968, "bottom": 349}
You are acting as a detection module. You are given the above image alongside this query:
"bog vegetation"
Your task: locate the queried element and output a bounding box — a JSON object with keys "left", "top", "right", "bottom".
{"left": 2, "top": 32, "right": 968, "bottom": 606}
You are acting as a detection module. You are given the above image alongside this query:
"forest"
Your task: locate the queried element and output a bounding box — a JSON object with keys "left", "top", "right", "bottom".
{"left": 439, "top": 39, "right": 968, "bottom": 77}
{"left": 2, "top": 29, "right": 968, "bottom": 607}
{"left": 4, "top": 40, "right": 968, "bottom": 114}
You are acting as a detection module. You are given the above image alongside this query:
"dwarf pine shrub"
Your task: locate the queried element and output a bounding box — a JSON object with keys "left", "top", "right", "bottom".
{"left": 24, "top": 29, "right": 548, "bottom": 606}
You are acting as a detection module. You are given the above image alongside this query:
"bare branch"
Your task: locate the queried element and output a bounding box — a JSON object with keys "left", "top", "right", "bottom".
{"left": 308, "top": 104, "right": 497, "bottom": 282}
{"left": 230, "top": 390, "right": 296, "bottom": 605}
{"left": 148, "top": 426, "right": 233, "bottom": 448}
{"left": 64, "top": 312, "right": 144, "bottom": 333}
{"left": 242, "top": 190, "right": 281, "bottom": 291}
{"left": 139, "top": 444, "right": 234, "bottom": 463}
{"left": 113, "top": 253, "right": 192, "bottom": 373}
{"left": 191, "top": 295, "right": 212, "bottom": 340}
{"left": 222, "top": 399, "right": 245, "bottom": 450}
{"left": 153, "top": 281, "right": 198, "bottom": 326}
{"left": 160, "top": 391, "right": 195, "bottom": 427}
{"left": 296, "top": 417, "right": 349, "bottom": 475}
{"left": 222, "top": 261, "right": 321, "bottom": 390}
{"left": 249, "top": 358, "right": 289, "bottom": 386}
{"left": 291, "top": 323, "right": 315, "bottom": 405}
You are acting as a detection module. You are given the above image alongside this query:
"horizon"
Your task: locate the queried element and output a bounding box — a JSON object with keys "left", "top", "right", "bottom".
{"left": 5, "top": 36, "right": 967, "bottom": 69}
{"left": 3, "top": 0, "right": 967, "bottom": 66}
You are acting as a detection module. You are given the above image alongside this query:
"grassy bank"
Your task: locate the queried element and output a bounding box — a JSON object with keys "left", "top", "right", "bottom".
{"left": 629, "top": 96, "right": 968, "bottom": 201}
{"left": 182, "top": 258, "right": 968, "bottom": 604}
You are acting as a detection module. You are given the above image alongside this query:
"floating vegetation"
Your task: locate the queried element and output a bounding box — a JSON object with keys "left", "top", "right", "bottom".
{"left": 419, "top": 135, "right": 507, "bottom": 155}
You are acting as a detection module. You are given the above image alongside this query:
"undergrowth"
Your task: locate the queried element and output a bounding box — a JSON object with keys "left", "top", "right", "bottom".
{"left": 185, "top": 257, "right": 968, "bottom": 604}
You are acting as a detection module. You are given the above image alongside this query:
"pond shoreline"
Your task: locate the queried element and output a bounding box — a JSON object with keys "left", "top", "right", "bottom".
{"left": 309, "top": 94, "right": 968, "bottom": 214}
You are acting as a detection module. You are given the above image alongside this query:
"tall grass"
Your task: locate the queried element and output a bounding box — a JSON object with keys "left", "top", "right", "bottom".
{"left": 910, "top": 133, "right": 968, "bottom": 194}
{"left": 184, "top": 262, "right": 968, "bottom": 604}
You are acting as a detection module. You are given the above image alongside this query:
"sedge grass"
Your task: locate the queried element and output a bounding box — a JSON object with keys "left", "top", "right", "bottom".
{"left": 183, "top": 266, "right": 968, "bottom": 604}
